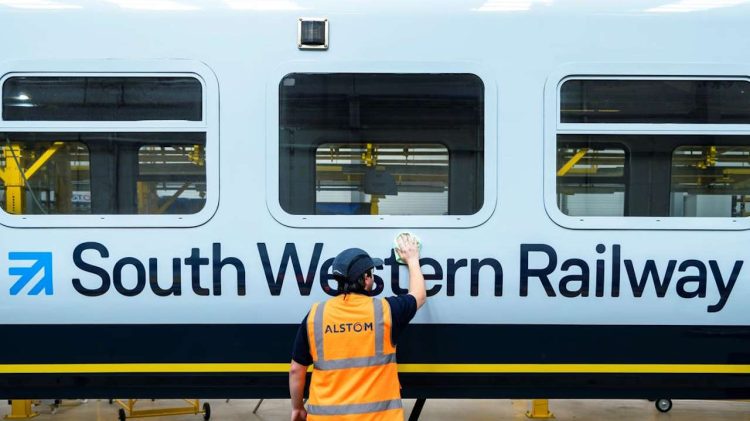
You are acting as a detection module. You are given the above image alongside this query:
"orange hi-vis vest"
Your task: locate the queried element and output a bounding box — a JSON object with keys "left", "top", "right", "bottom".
{"left": 306, "top": 293, "right": 404, "bottom": 420}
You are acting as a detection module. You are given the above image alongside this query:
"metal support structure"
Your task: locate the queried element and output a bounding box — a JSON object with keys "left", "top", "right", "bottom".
{"left": 408, "top": 398, "right": 426, "bottom": 421}
{"left": 696, "top": 146, "right": 717, "bottom": 169}
{"left": 526, "top": 399, "right": 554, "bottom": 419}
{"left": 188, "top": 144, "right": 205, "bottom": 167}
{"left": 24, "top": 142, "right": 64, "bottom": 179}
{"left": 370, "top": 195, "right": 380, "bottom": 215}
{"left": 137, "top": 181, "right": 156, "bottom": 214}
{"left": 0, "top": 142, "right": 63, "bottom": 214}
{"left": 361, "top": 142, "right": 382, "bottom": 215}
{"left": 252, "top": 399, "right": 263, "bottom": 414}
{"left": 4, "top": 400, "right": 38, "bottom": 419}
{"left": 557, "top": 147, "right": 589, "bottom": 177}
{"left": 361, "top": 143, "right": 377, "bottom": 167}
{"left": 114, "top": 399, "right": 209, "bottom": 420}
{"left": 1, "top": 144, "right": 26, "bottom": 214}
{"left": 156, "top": 182, "right": 191, "bottom": 214}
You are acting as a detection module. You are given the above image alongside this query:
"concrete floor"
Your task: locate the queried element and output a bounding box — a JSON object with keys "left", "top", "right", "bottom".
{"left": 2, "top": 399, "right": 749, "bottom": 421}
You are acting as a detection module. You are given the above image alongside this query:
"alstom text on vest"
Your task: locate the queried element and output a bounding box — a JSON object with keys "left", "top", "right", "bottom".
{"left": 69, "top": 241, "right": 740, "bottom": 313}
{"left": 325, "top": 322, "right": 374, "bottom": 334}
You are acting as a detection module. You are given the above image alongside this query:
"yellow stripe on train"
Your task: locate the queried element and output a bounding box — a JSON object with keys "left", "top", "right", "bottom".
{"left": 0, "top": 363, "right": 749, "bottom": 374}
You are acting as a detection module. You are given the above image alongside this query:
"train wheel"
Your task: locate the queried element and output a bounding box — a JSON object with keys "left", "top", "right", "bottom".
{"left": 118, "top": 408, "right": 127, "bottom": 421}
{"left": 655, "top": 398, "right": 672, "bottom": 413}
{"left": 203, "top": 402, "right": 211, "bottom": 420}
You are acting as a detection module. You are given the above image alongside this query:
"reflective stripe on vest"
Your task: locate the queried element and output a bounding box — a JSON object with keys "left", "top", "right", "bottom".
{"left": 307, "top": 399, "right": 403, "bottom": 416}
{"left": 314, "top": 354, "right": 396, "bottom": 370}
{"left": 312, "top": 297, "right": 395, "bottom": 371}
{"left": 307, "top": 295, "right": 402, "bottom": 420}
{"left": 374, "top": 298, "right": 384, "bottom": 356}
{"left": 313, "top": 301, "right": 326, "bottom": 362}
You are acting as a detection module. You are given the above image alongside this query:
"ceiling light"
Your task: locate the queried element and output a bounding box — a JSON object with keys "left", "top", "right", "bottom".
{"left": 473, "top": 0, "right": 553, "bottom": 12}
{"left": 224, "top": 0, "right": 304, "bottom": 10}
{"left": 108, "top": 0, "right": 199, "bottom": 11}
{"left": 0, "top": 0, "right": 80, "bottom": 9}
{"left": 646, "top": 0, "right": 750, "bottom": 13}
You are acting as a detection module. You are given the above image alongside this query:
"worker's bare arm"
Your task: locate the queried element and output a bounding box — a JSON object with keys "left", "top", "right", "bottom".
{"left": 289, "top": 360, "right": 308, "bottom": 421}
{"left": 396, "top": 234, "right": 426, "bottom": 309}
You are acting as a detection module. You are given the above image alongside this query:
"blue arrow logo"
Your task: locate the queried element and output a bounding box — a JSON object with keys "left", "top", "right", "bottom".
{"left": 8, "top": 252, "right": 53, "bottom": 296}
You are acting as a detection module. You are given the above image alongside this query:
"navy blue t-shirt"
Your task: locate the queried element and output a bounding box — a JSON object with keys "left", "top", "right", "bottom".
{"left": 292, "top": 294, "right": 418, "bottom": 366}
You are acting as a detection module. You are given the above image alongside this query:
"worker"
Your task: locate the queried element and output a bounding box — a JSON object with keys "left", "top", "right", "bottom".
{"left": 289, "top": 233, "right": 427, "bottom": 421}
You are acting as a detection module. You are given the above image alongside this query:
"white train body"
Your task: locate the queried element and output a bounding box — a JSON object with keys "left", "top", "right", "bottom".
{"left": 0, "top": 0, "right": 749, "bottom": 399}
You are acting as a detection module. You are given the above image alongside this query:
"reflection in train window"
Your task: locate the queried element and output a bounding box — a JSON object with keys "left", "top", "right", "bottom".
{"left": 558, "top": 76, "right": 750, "bottom": 219}
{"left": 2, "top": 76, "right": 202, "bottom": 121}
{"left": 561, "top": 79, "right": 750, "bottom": 124}
{"left": 555, "top": 133, "right": 750, "bottom": 217}
{"left": 0, "top": 70, "right": 212, "bottom": 224}
{"left": 315, "top": 143, "right": 449, "bottom": 215}
{"left": 0, "top": 138, "right": 90, "bottom": 214}
{"left": 671, "top": 146, "right": 750, "bottom": 217}
{"left": 138, "top": 145, "right": 206, "bottom": 214}
{"left": 556, "top": 143, "right": 626, "bottom": 217}
{"left": 279, "top": 73, "right": 484, "bottom": 216}
{"left": 0, "top": 132, "right": 205, "bottom": 215}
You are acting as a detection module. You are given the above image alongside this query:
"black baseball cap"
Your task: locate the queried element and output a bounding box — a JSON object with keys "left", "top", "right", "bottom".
{"left": 332, "top": 248, "right": 384, "bottom": 284}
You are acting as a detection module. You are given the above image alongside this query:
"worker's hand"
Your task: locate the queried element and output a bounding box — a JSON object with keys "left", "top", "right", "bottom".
{"left": 291, "top": 408, "right": 307, "bottom": 421}
{"left": 395, "top": 233, "right": 420, "bottom": 266}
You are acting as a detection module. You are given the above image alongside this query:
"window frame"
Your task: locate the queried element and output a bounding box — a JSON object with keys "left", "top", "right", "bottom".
{"left": 0, "top": 60, "right": 218, "bottom": 228}
{"left": 267, "top": 63, "right": 497, "bottom": 228}
{"left": 544, "top": 64, "right": 750, "bottom": 230}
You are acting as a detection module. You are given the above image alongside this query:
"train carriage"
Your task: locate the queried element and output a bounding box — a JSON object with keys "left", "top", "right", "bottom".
{"left": 0, "top": 0, "right": 749, "bottom": 401}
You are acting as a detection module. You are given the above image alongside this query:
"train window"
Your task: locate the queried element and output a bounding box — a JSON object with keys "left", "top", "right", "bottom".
{"left": 0, "top": 64, "right": 216, "bottom": 227}
{"left": 561, "top": 79, "right": 750, "bottom": 124}
{"left": 555, "top": 76, "right": 750, "bottom": 223}
{"left": 314, "top": 143, "right": 449, "bottom": 215}
{"left": 671, "top": 145, "right": 750, "bottom": 217}
{"left": 556, "top": 142, "right": 626, "bottom": 217}
{"left": 0, "top": 137, "right": 90, "bottom": 214}
{"left": 2, "top": 77, "right": 202, "bottom": 121}
{"left": 279, "top": 73, "right": 484, "bottom": 216}
{"left": 0, "top": 132, "right": 205, "bottom": 215}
